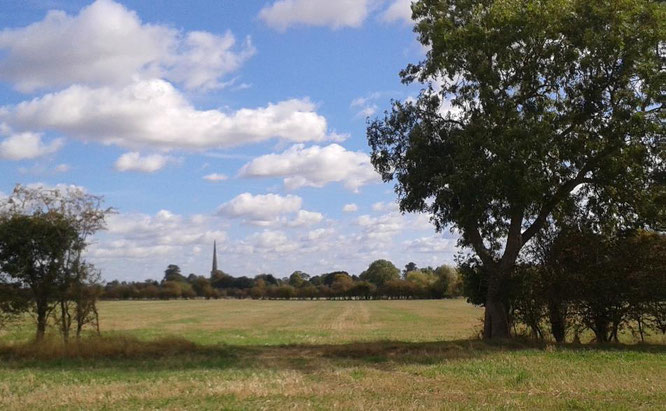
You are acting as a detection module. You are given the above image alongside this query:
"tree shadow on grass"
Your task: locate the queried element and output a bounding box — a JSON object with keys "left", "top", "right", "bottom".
{"left": 0, "top": 335, "right": 664, "bottom": 372}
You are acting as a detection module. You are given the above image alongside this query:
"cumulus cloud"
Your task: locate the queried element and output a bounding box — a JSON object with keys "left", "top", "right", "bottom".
{"left": 245, "top": 230, "right": 298, "bottom": 253}
{"left": 218, "top": 193, "right": 303, "bottom": 226}
{"left": 239, "top": 144, "right": 380, "bottom": 192}
{"left": 203, "top": 173, "right": 228, "bottom": 182}
{"left": 1, "top": 80, "right": 330, "bottom": 150}
{"left": 288, "top": 210, "right": 324, "bottom": 227}
{"left": 0, "top": 132, "right": 63, "bottom": 160}
{"left": 114, "top": 152, "right": 173, "bottom": 173}
{"left": 342, "top": 203, "right": 358, "bottom": 213}
{"left": 403, "top": 236, "right": 456, "bottom": 254}
{"left": 357, "top": 213, "right": 404, "bottom": 235}
{"left": 381, "top": 0, "right": 413, "bottom": 23}
{"left": 0, "top": 0, "right": 254, "bottom": 92}
{"left": 217, "top": 193, "right": 325, "bottom": 227}
{"left": 259, "top": 0, "right": 375, "bottom": 31}
{"left": 163, "top": 31, "right": 255, "bottom": 91}
{"left": 372, "top": 201, "right": 399, "bottom": 212}
{"left": 90, "top": 210, "right": 227, "bottom": 260}
{"left": 86, "top": 206, "right": 457, "bottom": 281}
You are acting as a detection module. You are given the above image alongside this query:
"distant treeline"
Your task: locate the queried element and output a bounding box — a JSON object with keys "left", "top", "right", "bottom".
{"left": 102, "top": 260, "right": 462, "bottom": 301}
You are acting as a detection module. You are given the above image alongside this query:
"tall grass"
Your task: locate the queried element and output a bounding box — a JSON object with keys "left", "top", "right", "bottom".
{"left": 0, "top": 335, "right": 197, "bottom": 360}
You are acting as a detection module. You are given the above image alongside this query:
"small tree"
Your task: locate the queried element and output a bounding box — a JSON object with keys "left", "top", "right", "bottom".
{"left": 70, "top": 263, "right": 103, "bottom": 338}
{"left": 0, "top": 213, "right": 79, "bottom": 341}
{"left": 163, "top": 265, "right": 186, "bottom": 283}
{"left": 0, "top": 184, "right": 112, "bottom": 342}
{"left": 403, "top": 262, "right": 418, "bottom": 277}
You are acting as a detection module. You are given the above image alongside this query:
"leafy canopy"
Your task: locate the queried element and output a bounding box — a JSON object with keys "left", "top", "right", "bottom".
{"left": 368, "top": 0, "right": 664, "bottom": 266}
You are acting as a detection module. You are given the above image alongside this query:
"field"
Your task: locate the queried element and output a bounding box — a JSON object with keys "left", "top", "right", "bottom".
{"left": 0, "top": 299, "right": 665, "bottom": 410}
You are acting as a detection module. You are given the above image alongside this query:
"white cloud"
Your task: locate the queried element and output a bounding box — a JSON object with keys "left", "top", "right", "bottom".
{"left": 342, "top": 203, "right": 358, "bottom": 213}
{"left": 0, "top": 132, "right": 63, "bottom": 160}
{"left": 218, "top": 193, "right": 303, "bottom": 226}
{"left": 304, "top": 228, "right": 336, "bottom": 241}
{"left": 240, "top": 144, "right": 380, "bottom": 192}
{"left": 357, "top": 212, "right": 404, "bottom": 234}
{"left": 2, "top": 79, "right": 331, "bottom": 150}
{"left": 381, "top": 0, "right": 413, "bottom": 24}
{"left": 87, "top": 206, "right": 457, "bottom": 281}
{"left": 351, "top": 93, "right": 381, "bottom": 118}
{"left": 356, "top": 105, "right": 378, "bottom": 118}
{"left": 114, "top": 152, "right": 173, "bottom": 173}
{"left": 203, "top": 173, "right": 228, "bottom": 182}
{"left": 105, "top": 210, "right": 225, "bottom": 245}
{"left": 372, "top": 201, "right": 399, "bottom": 212}
{"left": 91, "top": 210, "right": 227, "bottom": 261}
{"left": 54, "top": 164, "right": 70, "bottom": 173}
{"left": 259, "top": 0, "right": 374, "bottom": 31}
{"left": 403, "top": 236, "right": 456, "bottom": 254}
{"left": 246, "top": 230, "right": 298, "bottom": 253}
{"left": 0, "top": 0, "right": 254, "bottom": 92}
{"left": 162, "top": 31, "right": 255, "bottom": 91}
{"left": 288, "top": 210, "right": 324, "bottom": 227}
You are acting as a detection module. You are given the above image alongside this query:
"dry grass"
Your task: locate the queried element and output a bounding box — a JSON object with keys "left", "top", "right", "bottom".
{"left": 93, "top": 298, "right": 486, "bottom": 345}
{"left": 0, "top": 299, "right": 664, "bottom": 410}
{"left": 0, "top": 335, "right": 197, "bottom": 360}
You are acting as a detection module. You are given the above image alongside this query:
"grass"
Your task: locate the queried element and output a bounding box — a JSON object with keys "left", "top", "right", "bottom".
{"left": 0, "top": 299, "right": 664, "bottom": 410}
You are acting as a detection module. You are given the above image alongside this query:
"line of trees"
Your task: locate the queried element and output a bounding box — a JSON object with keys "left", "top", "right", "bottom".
{"left": 0, "top": 185, "right": 112, "bottom": 342}
{"left": 102, "top": 260, "right": 462, "bottom": 301}
{"left": 461, "top": 229, "right": 666, "bottom": 344}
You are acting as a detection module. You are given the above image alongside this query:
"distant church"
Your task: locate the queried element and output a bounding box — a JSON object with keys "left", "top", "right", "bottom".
{"left": 211, "top": 240, "right": 218, "bottom": 275}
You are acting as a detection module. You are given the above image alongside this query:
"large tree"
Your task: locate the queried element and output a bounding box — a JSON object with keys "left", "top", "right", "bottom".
{"left": 368, "top": 0, "right": 664, "bottom": 339}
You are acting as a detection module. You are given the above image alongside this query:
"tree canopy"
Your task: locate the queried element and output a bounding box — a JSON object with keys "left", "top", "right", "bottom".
{"left": 360, "top": 259, "right": 401, "bottom": 286}
{"left": 0, "top": 184, "right": 112, "bottom": 341}
{"left": 368, "top": 0, "right": 665, "bottom": 339}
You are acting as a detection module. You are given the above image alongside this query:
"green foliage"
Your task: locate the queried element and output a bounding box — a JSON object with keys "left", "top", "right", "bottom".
{"left": 465, "top": 228, "right": 666, "bottom": 343}
{"left": 0, "top": 281, "right": 30, "bottom": 330}
{"left": 288, "top": 271, "right": 309, "bottom": 287}
{"left": 0, "top": 184, "right": 111, "bottom": 341}
{"left": 163, "top": 265, "right": 186, "bottom": 283}
{"left": 406, "top": 270, "right": 436, "bottom": 288}
{"left": 368, "top": 0, "right": 665, "bottom": 338}
{"left": 0, "top": 213, "right": 80, "bottom": 340}
{"left": 360, "top": 260, "right": 401, "bottom": 286}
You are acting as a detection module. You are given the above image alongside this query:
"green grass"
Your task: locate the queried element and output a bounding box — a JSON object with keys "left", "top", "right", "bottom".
{"left": 0, "top": 299, "right": 664, "bottom": 410}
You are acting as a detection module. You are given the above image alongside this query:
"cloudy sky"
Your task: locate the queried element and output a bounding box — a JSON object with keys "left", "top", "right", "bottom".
{"left": 0, "top": 0, "right": 458, "bottom": 281}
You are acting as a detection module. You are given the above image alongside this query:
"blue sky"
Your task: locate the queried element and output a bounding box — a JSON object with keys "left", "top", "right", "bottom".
{"left": 0, "top": 0, "right": 459, "bottom": 281}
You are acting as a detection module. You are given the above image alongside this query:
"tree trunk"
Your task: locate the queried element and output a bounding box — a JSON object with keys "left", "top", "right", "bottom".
{"left": 36, "top": 301, "right": 48, "bottom": 342}
{"left": 593, "top": 319, "right": 610, "bottom": 343}
{"left": 548, "top": 302, "right": 566, "bottom": 343}
{"left": 59, "top": 299, "right": 70, "bottom": 344}
{"left": 483, "top": 272, "right": 510, "bottom": 340}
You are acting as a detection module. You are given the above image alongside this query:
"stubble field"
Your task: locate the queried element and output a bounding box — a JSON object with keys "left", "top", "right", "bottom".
{"left": 0, "top": 299, "right": 664, "bottom": 410}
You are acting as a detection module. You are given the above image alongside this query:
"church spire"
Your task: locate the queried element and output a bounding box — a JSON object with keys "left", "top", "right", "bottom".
{"left": 211, "top": 240, "right": 218, "bottom": 275}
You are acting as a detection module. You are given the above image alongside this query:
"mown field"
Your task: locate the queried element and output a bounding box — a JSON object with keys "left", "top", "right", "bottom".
{"left": 0, "top": 299, "right": 665, "bottom": 410}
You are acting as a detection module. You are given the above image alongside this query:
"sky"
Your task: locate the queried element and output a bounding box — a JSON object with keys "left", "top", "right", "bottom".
{"left": 0, "top": 0, "right": 460, "bottom": 281}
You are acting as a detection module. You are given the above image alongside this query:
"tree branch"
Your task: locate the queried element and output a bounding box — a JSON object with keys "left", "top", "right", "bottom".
{"left": 465, "top": 225, "right": 497, "bottom": 267}
{"left": 501, "top": 207, "right": 525, "bottom": 270}
{"left": 521, "top": 173, "right": 587, "bottom": 245}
